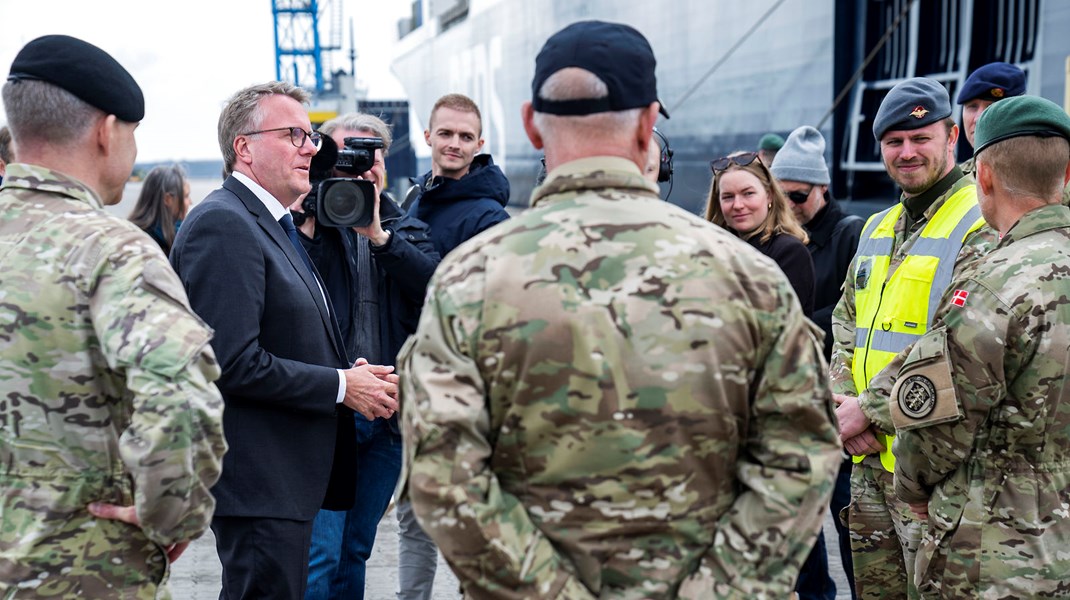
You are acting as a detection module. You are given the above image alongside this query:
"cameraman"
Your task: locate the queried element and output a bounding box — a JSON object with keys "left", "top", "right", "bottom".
{"left": 289, "top": 113, "right": 440, "bottom": 600}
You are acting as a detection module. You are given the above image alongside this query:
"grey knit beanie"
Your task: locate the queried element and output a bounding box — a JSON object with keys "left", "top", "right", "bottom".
{"left": 769, "top": 126, "right": 830, "bottom": 185}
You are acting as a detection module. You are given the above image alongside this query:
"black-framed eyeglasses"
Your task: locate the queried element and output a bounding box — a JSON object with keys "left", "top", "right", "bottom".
{"left": 786, "top": 187, "right": 814, "bottom": 204}
{"left": 242, "top": 126, "right": 322, "bottom": 149}
{"left": 710, "top": 151, "right": 760, "bottom": 173}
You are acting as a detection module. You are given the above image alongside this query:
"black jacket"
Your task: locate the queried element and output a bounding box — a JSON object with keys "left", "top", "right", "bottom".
{"left": 171, "top": 176, "right": 355, "bottom": 518}
{"left": 803, "top": 197, "right": 865, "bottom": 359}
{"left": 407, "top": 153, "right": 511, "bottom": 256}
{"left": 372, "top": 197, "right": 441, "bottom": 363}
{"left": 300, "top": 194, "right": 440, "bottom": 367}
{"left": 748, "top": 233, "right": 816, "bottom": 318}
{"left": 300, "top": 195, "right": 440, "bottom": 436}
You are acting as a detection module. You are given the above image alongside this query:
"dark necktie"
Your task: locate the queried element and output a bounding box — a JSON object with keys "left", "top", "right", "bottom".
{"left": 279, "top": 212, "right": 317, "bottom": 279}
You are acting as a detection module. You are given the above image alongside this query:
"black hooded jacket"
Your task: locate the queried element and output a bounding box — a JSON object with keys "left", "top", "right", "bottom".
{"left": 804, "top": 196, "right": 865, "bottom": 359}
{"left": 407, "top": 153, "right": 511, "bottom": 256}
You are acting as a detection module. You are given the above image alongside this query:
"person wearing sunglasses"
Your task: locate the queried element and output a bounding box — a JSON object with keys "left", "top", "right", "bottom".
{"left": 705, "top": 150, "right": 815, "bottom": 318}
{"left": 770, "top": 125, "right": 865, "bottom": 600}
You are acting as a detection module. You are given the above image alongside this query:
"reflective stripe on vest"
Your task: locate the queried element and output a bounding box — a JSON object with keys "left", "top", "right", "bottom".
{"left": 850, "top": 185, "right": 984, "bottom": 472}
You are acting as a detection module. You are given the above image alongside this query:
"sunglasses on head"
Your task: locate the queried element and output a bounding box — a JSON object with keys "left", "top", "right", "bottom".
{"left": 786, "top": 187, "right": 814, "bottom": 204}
{"left": 710, "top": 151, "right": 761, "bottom": 173}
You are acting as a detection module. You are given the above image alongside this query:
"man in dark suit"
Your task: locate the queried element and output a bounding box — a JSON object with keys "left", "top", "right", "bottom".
{"left": 170, "top": 81, "right": 399, "bottom": 600}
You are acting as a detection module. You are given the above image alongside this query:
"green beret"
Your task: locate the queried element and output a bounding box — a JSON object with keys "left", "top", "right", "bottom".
{"left": 7, "top": 35, "right": 144, "bottom": 123}
{"left": 758, "top": 133, "right": 785, "bottom": 151}
{"left": 973, "top": 95, "right": 1070, "bottom": 156}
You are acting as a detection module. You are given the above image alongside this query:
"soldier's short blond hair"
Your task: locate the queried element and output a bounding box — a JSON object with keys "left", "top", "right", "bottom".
{"left": 978, "top": 135, "right": 1069, "bottom": 202}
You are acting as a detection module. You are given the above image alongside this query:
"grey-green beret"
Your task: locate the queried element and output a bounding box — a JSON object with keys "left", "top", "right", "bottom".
{"left": 872, "top": 77, "right": 951, "bottom": 141}
{"left": 973, "top": 95, "right": 1070, "bottom": 156}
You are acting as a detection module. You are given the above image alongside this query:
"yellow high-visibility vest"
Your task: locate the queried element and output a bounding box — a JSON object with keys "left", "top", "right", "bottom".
{"left": 851, "top": 185, "right": 984, "bottom": 472}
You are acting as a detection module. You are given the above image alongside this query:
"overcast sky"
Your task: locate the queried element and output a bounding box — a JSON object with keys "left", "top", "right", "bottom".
{"left": 0, "top": 0, "right": 409, "bottom": 163}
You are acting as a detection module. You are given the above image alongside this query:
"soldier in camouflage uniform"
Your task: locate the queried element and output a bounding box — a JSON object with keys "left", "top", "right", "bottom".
{"left": 889, "top": 96, "right": 1070, "bottom": 598}
{"left": 0, "top": 35, "right": 226, "bottom": 599}
{"left": 954, "top": 62, "right": 1026, "bottom": 180}
{"left": 397, "top": 20, "right": 842, "bottom": 599}
{"left": 954, "top": 62, "right": 1070, "bottom": 207}
{"left": 831, "top": 78, "right": 998, "bottom": 599}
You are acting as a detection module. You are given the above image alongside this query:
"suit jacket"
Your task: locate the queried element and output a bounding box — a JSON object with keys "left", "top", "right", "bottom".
{"left": 170, "top": 176, "right": 356, "bottom": 520}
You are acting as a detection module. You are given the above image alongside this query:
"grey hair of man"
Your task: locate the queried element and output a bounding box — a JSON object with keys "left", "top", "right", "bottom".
{"left": 217, "top": 81, "right": 311, "bottom": 178}
{"left": 2, "top": 79, "right": 101, "bottom": 146}
{"left": 531, "top": 69, "right": 641, "bottom": 146}
{"left": 319, "top": 113, "right": 393, "bottom": 156}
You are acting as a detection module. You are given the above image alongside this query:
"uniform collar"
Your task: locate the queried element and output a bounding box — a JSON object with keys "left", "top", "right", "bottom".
{"left": 530, "top": 156, "right": 659, "bottom": 207}
{"left": 1000, "top": 203, "right": 1070, "bottom": 247}
{"left": 1, "top": 163, "right": 104, "bottom": 209}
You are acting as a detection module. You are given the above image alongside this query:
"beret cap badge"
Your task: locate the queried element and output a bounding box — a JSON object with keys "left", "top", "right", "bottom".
{"left": 991, "top": 87, "right": 1005, "bottom": 98}
{"left": 910, "top": 106, "right": 930, "bottom": 119}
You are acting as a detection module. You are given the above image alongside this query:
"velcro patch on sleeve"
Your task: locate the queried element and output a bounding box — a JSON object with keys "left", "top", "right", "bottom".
{"left": 890, "top": 328, "right": 963, "bottom": 431}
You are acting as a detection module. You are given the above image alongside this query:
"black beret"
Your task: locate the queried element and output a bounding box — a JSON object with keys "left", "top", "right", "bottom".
{"left": 957, "top": 62, "right": 1026, "bottom": 104}
{"left": 7, "top": 34, "right": 144, "bottom": 123}
{"left": 532, "top": 20, "right": 669, "bottom": 119}
{"left": 973, "top": 95, "right": 1070, "bottom": 156}
{"left": 872, "top": 77, "right": 951, "bottom": 141}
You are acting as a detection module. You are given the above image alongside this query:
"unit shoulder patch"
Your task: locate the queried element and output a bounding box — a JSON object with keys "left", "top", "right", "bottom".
{"left": 890, "top": 328, "right": 965, "bottom": 432}
{"left": 898, "top": 374, "right": 936, "bottom": 418}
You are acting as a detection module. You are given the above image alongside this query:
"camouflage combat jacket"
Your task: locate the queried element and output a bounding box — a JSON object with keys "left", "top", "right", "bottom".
{"left": 398, "top": 156, "right": 842, "bottom": 599}
{"left": 0, "top": 164, "right": 227, "bottom": 599}
{"left": 889, "top": 204, "right": 1070, "bottom": 598}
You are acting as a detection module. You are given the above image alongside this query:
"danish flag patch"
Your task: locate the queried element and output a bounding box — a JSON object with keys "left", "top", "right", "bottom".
{"left": 951, "top": 289, "right": 969, "bottom": 307}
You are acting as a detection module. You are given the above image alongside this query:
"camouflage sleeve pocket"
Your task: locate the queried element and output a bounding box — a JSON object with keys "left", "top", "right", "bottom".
{"left": 890, "top": 327, "right": 963, "bottom": 432}
{"left": 140, "top": 260, "right": 200, "bottom": 316}
{"left": 135, "top": 260, "right": 214, "bottom": 377}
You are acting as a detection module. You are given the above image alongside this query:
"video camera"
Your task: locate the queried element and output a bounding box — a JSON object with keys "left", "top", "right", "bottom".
{"left": 298, "top": 134, "right": 385, "bottom": 228}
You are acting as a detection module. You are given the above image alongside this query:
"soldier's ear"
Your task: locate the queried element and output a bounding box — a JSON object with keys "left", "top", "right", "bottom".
{"left": 975, "top": 159, "right": 995, "bottom": 196}
{"left": 521, "top": 102, "right": 544, "bottom": 150}
{"left": 93, "top": 114, "right": 118, "bottom": 156}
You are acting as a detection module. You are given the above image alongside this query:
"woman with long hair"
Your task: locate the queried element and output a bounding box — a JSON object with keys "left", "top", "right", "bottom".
{"left": 128, "top": 164, "right": 190, "bottom": 254}
{"left": 705, "top": 151, "right": 815, "bottom": 316}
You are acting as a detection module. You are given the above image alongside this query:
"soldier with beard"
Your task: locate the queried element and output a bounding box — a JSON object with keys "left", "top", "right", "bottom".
{"left": 831, "top": 77, "right": 998, "bottom": 599}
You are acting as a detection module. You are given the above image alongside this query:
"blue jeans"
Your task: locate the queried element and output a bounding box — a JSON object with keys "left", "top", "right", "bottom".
{"left": 305, "top": 417, "right": 402, "bottom": 600}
